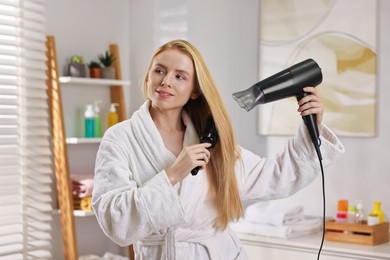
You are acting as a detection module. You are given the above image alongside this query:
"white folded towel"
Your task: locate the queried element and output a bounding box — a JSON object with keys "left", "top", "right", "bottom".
{"left": 230, "top": 216, "right": 322, "bottom": 239}
{"left": 245, "top": 201, "right": 304, "bottom": 226}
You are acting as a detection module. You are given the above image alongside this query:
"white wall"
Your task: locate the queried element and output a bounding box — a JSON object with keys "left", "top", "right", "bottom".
{"left": 46, "top": 0, "right": 390, "bottom": 258}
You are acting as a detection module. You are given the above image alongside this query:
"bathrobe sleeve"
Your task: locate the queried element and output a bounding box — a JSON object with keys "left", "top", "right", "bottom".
{"left": 238, "top": 123, "right": 345, "bottom": 204}
{"left": 92, "top": 137, "right": 186, "bottom": 247}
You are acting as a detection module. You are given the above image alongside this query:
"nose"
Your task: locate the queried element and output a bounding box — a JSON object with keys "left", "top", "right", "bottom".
{"left": 161, "top": 73, "right": 173, "bottom": 87}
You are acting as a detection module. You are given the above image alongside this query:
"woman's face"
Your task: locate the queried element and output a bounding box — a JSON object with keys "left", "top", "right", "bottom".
{"left": 147, "top": 49, "right": 197, "bottom": 112}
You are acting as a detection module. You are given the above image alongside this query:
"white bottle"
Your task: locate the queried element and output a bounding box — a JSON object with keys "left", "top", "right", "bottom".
{"left": 355, "top": 202, "right": 365, "bottom": 224}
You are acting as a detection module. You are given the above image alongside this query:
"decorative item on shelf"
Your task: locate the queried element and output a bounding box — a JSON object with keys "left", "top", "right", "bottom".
{"left": 93, "top": 100, "right": 102, "bottom": 137}
{"left": 107, "top": 103, "right": 119, "bottom": 128}
{"left": 84, "top": 104, "right": 95, "bottom": 138}
{"left": 325, "top": 220, "right": 389, "bottom": 246}
{"left": 89, "top": 60, "right": 101, "bottom": 78}
{"left": 98, "top": 50, "right": 116, "bottom": 79}
{"left": 68, "top": 55, "right": 89, "bottom": 77}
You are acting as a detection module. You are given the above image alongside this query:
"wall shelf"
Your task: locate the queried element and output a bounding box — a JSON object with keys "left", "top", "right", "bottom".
{"left": 66, "top": 137, "right": 102, "bottom": 144}
{"left": 60, "top": 76, "right": 131, "bottom": 86}
{"left": 74, "top": 210, "right": 95, "bottom": 217}
{"left": 47, "top": 37, "right": 133, "bottom": 259}
{"left": 55, "top": 209, "right": 95, "bottom": 217}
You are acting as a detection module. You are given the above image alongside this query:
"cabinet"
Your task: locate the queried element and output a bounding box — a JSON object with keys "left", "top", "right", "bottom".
{"left": 236, "top": 232, "right": 390, "bottom": 260}
{"left": 46, "top": 36, "right": 134, "bottom": 259}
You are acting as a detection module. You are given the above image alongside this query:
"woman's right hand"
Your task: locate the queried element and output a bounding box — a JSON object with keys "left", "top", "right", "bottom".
{"left": 165, "top": 143, "right": 211, "bottom": 185}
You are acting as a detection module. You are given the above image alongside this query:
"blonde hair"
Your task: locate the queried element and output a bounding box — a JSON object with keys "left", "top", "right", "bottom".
{"left": 142, "top": 39, "right": 243, "bottom": 229}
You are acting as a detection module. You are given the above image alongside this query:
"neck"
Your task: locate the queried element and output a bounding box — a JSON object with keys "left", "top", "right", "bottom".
{"left": 149, "top": 106, "right": 184, "bottom": 132}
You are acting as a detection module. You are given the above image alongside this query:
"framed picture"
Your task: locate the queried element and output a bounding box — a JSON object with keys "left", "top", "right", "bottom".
{"left": 258, "top": 0, "right": 377, "bottom": 137}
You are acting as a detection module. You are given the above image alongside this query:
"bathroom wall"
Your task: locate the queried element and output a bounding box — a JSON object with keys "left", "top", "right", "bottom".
{"left": 46, "top": 0, "right": 390, "bottom": 257}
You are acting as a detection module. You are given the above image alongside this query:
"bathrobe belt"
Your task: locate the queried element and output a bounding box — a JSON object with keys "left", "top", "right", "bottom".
{"left": 140, "top": 227, "right": 216, "bottom": 259}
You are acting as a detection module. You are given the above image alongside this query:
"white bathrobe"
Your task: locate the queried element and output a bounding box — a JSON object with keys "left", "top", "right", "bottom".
{"left": 92, "top": 100, "right": 344, "bottom": 260}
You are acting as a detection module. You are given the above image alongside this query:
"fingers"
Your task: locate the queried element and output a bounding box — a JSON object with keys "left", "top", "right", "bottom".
{"left": 166, "top": 143, "right": 213, "bottom": 185}
{"left": 184, "top": 143, "right": 211, "bottom": 166}
{"left": 297, "top": 87, "right": 324, "bottom": 124}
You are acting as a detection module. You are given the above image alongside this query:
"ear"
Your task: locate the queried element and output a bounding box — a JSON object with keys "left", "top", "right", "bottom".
{"left": 190, "top": 89, "right": 201, "bottom": 99}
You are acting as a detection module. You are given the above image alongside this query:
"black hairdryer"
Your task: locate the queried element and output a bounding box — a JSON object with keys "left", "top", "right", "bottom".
{"left": 232, "top": 58, "right": 323, "bottom": 160}
{"left": 191, "top": 116, "right": 219, "bottom": 176}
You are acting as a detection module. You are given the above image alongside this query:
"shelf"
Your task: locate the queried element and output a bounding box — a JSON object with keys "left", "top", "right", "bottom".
{"left": 55, "top": 209, "right": 95, "bottom": 217}
{"left": 66, "top": 137, "right": 101, "bottom": 144}
{"left": 59, "top": 76, "right": 131, "bottom": 86}
{"left": 73, "top": 210, "right": 94, "bottom": 217}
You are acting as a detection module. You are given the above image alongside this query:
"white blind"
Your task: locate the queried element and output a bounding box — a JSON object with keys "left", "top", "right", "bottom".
{"left": 0, "top": 0, "right": 53, "bottom": 259}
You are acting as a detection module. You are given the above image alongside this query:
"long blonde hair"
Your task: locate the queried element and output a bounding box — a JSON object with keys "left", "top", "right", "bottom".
{"left": 142, "top": 39, "right": 243, "bottom": 229}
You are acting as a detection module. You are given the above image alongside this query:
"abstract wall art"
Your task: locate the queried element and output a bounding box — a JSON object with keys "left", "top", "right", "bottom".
{"left": 258, "top": 0, "right": 377, "bottom": 137}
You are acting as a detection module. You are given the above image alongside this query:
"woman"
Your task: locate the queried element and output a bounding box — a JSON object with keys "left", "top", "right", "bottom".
{"left": 92, "top": 39, "right": 344, "bottom": 259}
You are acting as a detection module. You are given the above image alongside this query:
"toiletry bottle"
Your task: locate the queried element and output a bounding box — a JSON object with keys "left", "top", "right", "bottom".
{"left": 93, "top": 101, "right": 102, "bottom": 137}
{"left": 84, "top": 104, "right": 95, "bottom": 138}
{"left": 355, "top": 202, "right": 365, "bottom": 224}
{"left": 370, "top": 201, "right": 385, "bottom": 223}
{"left": 347, "top": 205, "right": 357, "bottom": 224}
{"left": 107, "top": 103, "right": 119, "bottom": 128}
{"left": 336, "top": 200, "right": 348, "bottom": 222}
{"left": 367, "top": 212, "right": 380, "bottom": 226}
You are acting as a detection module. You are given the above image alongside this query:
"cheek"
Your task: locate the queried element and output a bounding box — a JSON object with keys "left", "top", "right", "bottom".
{"left": 147, "top": 73, "right": 159, "bottom": 88}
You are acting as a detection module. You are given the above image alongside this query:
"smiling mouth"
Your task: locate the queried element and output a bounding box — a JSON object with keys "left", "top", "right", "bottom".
{"left": 156, "top": 90, "right": 173, "bottom": 97}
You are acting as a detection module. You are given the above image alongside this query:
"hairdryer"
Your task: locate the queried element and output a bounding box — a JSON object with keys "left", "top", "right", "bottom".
{"left": 232, "top": 58, "right": 323, "bottom": 160}
{"left": 191, "top": 116, "right": 219, "bottom": 176}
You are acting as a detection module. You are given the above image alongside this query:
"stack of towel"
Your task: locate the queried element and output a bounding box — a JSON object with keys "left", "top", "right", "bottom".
{"left": 230, "top": 201, "right": 321, "bottom": 239}
{"left": 71, "top": 174, "right": 94, "bottom": 211}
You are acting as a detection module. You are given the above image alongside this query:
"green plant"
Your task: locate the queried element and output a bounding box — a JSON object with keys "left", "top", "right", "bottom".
{"left": 98, "top": 51, "right": 115, "bottom": 67}
{"left": 89, "top": 61, "right": 101, "bottom": 69}
{"left": 70, "top": 55, "right": 84, "bottom": 64}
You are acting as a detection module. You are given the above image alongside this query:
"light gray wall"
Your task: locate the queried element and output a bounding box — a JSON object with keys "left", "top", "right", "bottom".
{"left": 46, "top": 0, "right": 390, "bottom": 258}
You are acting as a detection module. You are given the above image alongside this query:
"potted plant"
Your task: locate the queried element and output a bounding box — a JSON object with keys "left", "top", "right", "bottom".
{"left": 98, "top": 51, "right": 116, "bottom": 79}
{"left": 68, "top": 55, "right": 89, "bottom": 77}
{"left": 89, "top": 61, "right": 101, "bottom": 78}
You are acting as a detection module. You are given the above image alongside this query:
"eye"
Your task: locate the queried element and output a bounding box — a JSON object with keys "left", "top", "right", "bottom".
{"left": 154, "top": 67, "right": 165, "bottom": 75}
{"left": 176, "top": 74, "right": 185, "bottom": 80}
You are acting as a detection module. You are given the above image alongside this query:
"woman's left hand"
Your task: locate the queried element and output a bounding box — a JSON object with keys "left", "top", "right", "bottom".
{"left": 297, "top": 87, "right": 324, "bottom": 125}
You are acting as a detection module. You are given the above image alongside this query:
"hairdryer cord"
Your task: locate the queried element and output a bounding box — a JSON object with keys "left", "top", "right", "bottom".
{"left": 316, "top": 146, "right": 325, "bottom": 260}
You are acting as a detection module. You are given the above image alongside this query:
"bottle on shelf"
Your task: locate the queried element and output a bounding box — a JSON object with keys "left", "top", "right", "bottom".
{"left": 369, "top": 201, "right": 385, "bottom": 223}
{"left": 336, "top": 199, "right": 348, "bottom": 223}
{"left": 347, "top": 205, "right": 357, "bottom": 224}
{"left": 84, "top": 104, "right": 95, "bottom": 138}
{"left": 107, "top": 103, "right": 119, "bottom": 128}
{"left": 94, "top": 100, "right": 102, "bottom": 137}
{"left": 355, "top": 201, "right": 365, "bottom": 224}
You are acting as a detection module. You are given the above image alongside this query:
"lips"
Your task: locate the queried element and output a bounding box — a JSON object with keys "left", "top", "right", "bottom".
{"left": 156, "top": 89, "right": 173, "bottom": 98}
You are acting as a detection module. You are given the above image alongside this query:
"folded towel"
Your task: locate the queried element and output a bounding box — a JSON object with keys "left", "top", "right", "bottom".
{"left": 245, "top": 201, "right": 304, "bottom": 226}
{"left": 71, "top": 174, "right": 94, "bottom": 198}
{"left": 230, "top": 216, "right": 322, "bottom": 239}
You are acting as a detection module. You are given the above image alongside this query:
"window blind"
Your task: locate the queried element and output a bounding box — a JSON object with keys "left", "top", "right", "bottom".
{"left": 0, "top": 0, "right": 53, "bottom": 259}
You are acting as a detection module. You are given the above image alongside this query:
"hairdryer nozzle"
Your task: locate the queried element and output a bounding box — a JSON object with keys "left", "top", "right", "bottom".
{"left": 232, "top": 84, "right": 265, "bottom": 112}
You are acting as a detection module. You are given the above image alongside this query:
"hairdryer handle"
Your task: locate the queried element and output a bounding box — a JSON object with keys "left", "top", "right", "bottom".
{"left": 298, "top": 93, "right": 322, "bottom": 160}
{"left": 302, "top": 113, "right": 322, "bottom": 160}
